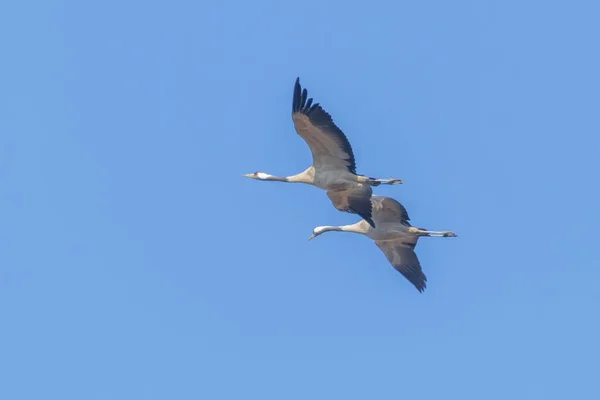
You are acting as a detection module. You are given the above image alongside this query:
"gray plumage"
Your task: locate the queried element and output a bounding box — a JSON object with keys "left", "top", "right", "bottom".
{"left": 371, "top": 197, "right": 426, "bottom": 292}
{"left": 244, "top": 78, "right": 404, "bottom": 227}
{"left": 309, "top": 195, "right": 457, "bottom": 293}
{"left": 374, "top": 238, "right": 426, "bottom": 292}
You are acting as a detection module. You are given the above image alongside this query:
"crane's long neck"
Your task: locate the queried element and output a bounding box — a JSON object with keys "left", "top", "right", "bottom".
{"left": 260, "top": 174, "right": 290, "bottom": 182}
{"left": 320, "top": 222, "right": 369, "bottom": 235}
{"left": 261, "top": 168, "right": 314, "bottom": 184}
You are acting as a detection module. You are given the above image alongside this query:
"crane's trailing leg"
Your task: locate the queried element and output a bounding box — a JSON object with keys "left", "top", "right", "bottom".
{"left": 370, "top": 178, "right": 404, "bottom": 185}
{"left": 359, "top": 176, "right": 404, "bottom": 186}
{"left": 408, "top": 227, "right": 457, "bottom": 237}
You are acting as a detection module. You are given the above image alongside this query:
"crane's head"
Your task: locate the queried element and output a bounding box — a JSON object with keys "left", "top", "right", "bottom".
{"left": 243, "top": 172, "right": 271, "bottom": 180}
{"left": 308, "top": 226, "right": 333, "bottom": 241}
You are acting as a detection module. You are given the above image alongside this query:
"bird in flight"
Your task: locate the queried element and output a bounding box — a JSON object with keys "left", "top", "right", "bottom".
{"left": 308, "top": 195, "right": 457, "bottom": 292}
{"left": 244, "top": 78, "right": 403, "bottom": 227}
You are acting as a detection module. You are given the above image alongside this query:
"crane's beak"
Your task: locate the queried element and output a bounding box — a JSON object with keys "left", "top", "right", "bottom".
{"left": 308, "top": 234, "right": 316, "bottom": 241}
{"left": 243, "top": 173, "right": 253, "bottom": 178}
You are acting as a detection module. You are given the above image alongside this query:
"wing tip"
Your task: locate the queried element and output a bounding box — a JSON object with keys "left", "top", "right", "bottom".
{"left": 293, "top": 77, "right": 308, "bottom": 114}
{"left": 366, "top": 217, "right": 376, "bottom": 228}
{"left": 413, "top": 272, "right": 427, "bottom": 293}
{"left": 350, "top": 202, "right": 374, "bottom": 229}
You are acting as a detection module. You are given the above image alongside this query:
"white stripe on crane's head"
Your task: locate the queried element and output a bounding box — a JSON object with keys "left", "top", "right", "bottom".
{"left": 256, "top": 172, "right": 270, "bottom": 179}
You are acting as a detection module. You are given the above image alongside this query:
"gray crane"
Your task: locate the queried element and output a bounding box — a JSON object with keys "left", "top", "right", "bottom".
{"left": 244, "top": 78, "right": 402, "bottom": 227}
{"left": 308, "top": 196, "right": 457, "bottom": 292}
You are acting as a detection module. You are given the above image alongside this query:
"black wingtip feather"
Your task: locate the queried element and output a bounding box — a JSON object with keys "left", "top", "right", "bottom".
{"left": 415, "top": 276, "right": 427, "bottom": 293}
{"left": 401, "top": 267, "right": 427, "bottom": 293}
{"left": 351, "top": 207, "right": 375, "bottom": 229}
{"left": 347, "top": 194, "right": 375, "bottom": 228}
{"left": 366, "top": 217, "right": 376, "bottom": 228}
{"left": 301, "top": 88, "right": 307, "bottom": 110}
{"left": 292, "top": 78, "right": 302, "bottom": 113}
{"left": 407, "top": 268, "right": 427, "bottom": 293}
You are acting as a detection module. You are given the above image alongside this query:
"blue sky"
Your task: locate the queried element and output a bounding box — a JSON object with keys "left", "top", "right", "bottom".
{"left": 1, "top": 0, "right": 599, "bottom": 398}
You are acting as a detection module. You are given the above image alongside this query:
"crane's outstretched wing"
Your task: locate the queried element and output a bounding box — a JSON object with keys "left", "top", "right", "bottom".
{"left": 370, "top": 196, "right": 411, "bottom": 226}
{"left": 292, "top": 78, "right": 357, "bottom": 174}
{"left": 375, "top": 238, "right": 427, "bottom": 293}
{"left": 327, "top": 185, "right": 375, "bottom": 228}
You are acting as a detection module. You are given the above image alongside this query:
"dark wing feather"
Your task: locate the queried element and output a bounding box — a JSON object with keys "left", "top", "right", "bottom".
{"left": 375, "top": 239, "right": 426, "bottom": 293}
{"left": 327, "top": 185, "right": 375, "bottom": 228}
{"left": 292, "top": 78, "right": 357, "bottom": 174}
{"left": 371, "top": 196, "right": 411, "bottom": 225}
